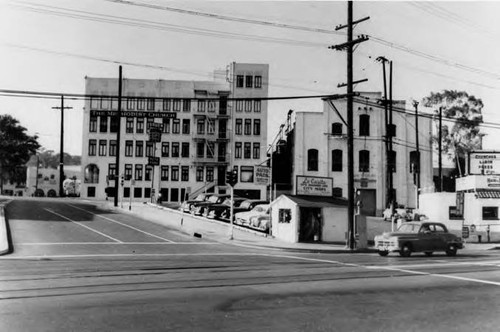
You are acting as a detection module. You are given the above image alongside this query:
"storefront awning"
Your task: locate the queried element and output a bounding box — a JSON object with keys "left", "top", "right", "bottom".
{"left": 475, "top": 190, "right": 500, "bottom": 199}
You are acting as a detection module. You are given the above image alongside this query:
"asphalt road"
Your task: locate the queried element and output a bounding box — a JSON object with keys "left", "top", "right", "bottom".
{"left": 1, "top": 199, "right": 500, "bottom": 332}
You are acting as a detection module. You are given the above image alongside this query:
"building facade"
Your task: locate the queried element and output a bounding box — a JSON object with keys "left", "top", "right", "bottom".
{"left": 273, "top": 92, "right": 434, "bottom": 216}
{"left": 81, "top": 63, "right": 269, "bottom": 202}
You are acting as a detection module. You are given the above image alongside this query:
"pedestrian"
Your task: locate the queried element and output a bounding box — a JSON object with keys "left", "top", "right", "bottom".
{"left": 157, "top": 193, "right": 162, "bottom": 204}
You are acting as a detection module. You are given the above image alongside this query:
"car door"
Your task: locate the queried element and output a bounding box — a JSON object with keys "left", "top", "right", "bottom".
{"left": 430, "top": 224, "right": 448, "bottom": 250}
{"left": 415, "top": 224, "right": 435, "bottom": 252}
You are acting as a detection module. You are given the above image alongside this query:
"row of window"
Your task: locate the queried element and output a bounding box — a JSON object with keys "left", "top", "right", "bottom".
{"left": 236, "top": 75, "right": 263, "bottom": 89}
{"left": 89, "top": 96, "right": 262, "bottom": 113}
{"left": 107, "top": 164, "right": 258, "bottom": 183}
{"left": 307, "top": 149, "right": 403, "bottom": 173}
{"left": 89, "top": 139, "right": 235, "bottom": 160}
{"left": 331, "top": 114, "right": 376, "bottom": 137}
{"left": 90, "top": 116, "right": 261, "bottom": 137}
{"left": 234, "top": 142, "right": 261, "bottom": 159}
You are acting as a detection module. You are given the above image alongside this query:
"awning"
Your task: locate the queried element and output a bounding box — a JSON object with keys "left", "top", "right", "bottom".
{"left": 475, "top": 190, "right": 500, "bottom": 199}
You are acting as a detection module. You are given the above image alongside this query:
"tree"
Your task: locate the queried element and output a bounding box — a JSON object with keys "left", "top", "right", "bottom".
{"left": 422, "top": 90, "right": 484, "bottom": 190}
{"left": 0, "top": 115, "right": 40, "bottom": 192}
{"left": 26, "top": 150, "right": 81, "bottom": 169}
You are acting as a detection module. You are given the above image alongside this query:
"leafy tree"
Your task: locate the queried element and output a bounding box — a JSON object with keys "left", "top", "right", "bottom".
{"left": 422, "top": 90, "right": 484, "bottom": 190}
{"left": 27, "top": 150, "right": 81, "bottom": 169}
{"left": 0, "top": 115, "right": 40, "bottom": 192}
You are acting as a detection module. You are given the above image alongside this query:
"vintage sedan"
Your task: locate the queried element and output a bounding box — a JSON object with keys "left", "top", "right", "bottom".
{"left": 218, "top": 199, "right": 269, "bottom": 222}
{"left": 190, "top": 194, "right": 231, "bottom": 216}
{"left": 374, "top": 221, "right": 464, "bottom": 257}
{"left": 234, "top": 204, "right": 270, "bottom": 227}
{"left": 203, "top": 197, "right": 246, "bottom": 220}
{"left": 179, "top": 193, "right": 213, "bottom": 213}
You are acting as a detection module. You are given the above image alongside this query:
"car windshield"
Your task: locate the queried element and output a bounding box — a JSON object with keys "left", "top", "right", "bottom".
{"left": 239, "top": 201, "right": 252, "bottom": 209}
{"left": 253, "top": 205, "right": 269, "bottom": 213}
{"left": 396, "top": 223, "right": 420, "bottom": 233}
{"left": 208, "top": 195, "right": 220, "bottom": 203}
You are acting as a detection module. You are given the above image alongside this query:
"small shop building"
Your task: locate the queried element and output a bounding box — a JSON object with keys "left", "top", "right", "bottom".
{"left": 270, "top": 194, "right": 348, "bottom": 243}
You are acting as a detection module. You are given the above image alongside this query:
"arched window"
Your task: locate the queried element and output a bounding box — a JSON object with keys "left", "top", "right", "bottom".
{"left": 331, "top": 122, "right": 343, "bottom": 135}
{"left": 359, "top": 150, "right": 370, "bottom": 172}
{"left": 84, "top": 164, "right": 100, "bottom": 183}
{"left": 359, "top": 114, "right": 370, "bottom": 136}
{"left": 307, "top": 149, "right": 318, "bottom": 171}
{"left": 332, "top": 149, "right": 343, "bottom": 172}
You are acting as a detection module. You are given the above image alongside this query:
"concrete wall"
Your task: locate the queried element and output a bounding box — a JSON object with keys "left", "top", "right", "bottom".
{"left": 322, "top": 206, "right": 348, "bottom": 242}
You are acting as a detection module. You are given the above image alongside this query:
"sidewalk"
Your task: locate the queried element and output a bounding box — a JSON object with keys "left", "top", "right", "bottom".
{"left": 99, "top": 201, "right": 360, "bottom": 253}
{"left": 100, "top": 201, "right": 500, "bottom": 253}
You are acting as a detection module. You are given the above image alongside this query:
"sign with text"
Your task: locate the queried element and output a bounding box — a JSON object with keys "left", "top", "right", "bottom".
{"left": 147, "top": 122, "right": 164, "bottom": 131}
{"left": 296, "top": 176, "right": 333, "bottom": 197}
{"left": 468, "top": 152, "right": 500, "bottom": 175}
{"left": 148, "top": 128, "right": 162, "bottom": 142}
{"left": 148, "top": 156, "right": 160, "bottom": 166}
{"left": 90, "top": 110, "right": 176, "bottom": 118}
{"left": 255, "top": 166, "right": 270, "bottom": 185}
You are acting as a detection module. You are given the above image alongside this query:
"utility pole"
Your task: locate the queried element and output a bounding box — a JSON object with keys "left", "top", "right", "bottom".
{"left": 330, "top": 0, "right": 369, "bottom": 250}
{"left": 413, "top": 100, "right": 421, "bottom": 207}
{"left": 114, "top": 66, "right": 123, "bottom": 207}
{"left": 438, "top": 106, "right": 443, "bottom": 192}
{"left": 52, "top": 95, "right": 72, "bottom": 197}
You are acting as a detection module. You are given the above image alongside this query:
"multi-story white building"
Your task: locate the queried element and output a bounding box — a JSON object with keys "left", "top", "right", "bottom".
{"left": 274, "top": 92, "right": 434, "bottom": 216}
{"left": 81, "top": 63, "right": 269, "bottom": 202}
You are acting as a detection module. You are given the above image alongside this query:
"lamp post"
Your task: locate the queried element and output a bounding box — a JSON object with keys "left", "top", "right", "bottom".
{"left": 35, "top": 154, "right": 40, "bottom": 195}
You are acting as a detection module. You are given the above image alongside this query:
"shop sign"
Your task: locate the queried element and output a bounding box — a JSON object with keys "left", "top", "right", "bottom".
{"left": 469, "top": 152, "right": 500, "bottom": 175}
{"left": 148, "top": 129, "right": 162, "bottom": 142}
{"left": 255, "top": 166, "right": 270, "bottom": 185}
{"left": 296, "top": 176, "right": 333, "bottom": 197}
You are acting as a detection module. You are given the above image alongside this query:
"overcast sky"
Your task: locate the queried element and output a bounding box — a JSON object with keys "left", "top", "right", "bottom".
{"left": 1, "top": 0, "right": 500, "bottom": 156}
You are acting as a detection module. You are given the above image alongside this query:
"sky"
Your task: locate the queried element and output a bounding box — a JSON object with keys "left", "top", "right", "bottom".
{"left": 1, "top": 0, "right": 500, "bottom": 157}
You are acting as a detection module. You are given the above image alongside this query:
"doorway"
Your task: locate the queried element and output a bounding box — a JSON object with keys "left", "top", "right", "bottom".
{"left": 299, "top": 207, "right": 322, "bottom": 242}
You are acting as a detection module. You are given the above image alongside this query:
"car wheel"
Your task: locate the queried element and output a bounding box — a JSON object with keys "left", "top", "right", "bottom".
{"left": 399, "top": 243, "right": 412, "bottom": 257}
{"left": 424, "top": 252, "right": 433, "bottom": 257}
{"left": 446, "top": 244, "right": 457, "bottom": 256}
{"left": 378, "top": 250, "right": 389, "bottom": 257}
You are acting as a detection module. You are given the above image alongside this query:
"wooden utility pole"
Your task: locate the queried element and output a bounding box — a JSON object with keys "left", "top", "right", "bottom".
{"left": 114, "top": 66, "right": 123, "bottom": 207}
{"left": 330, "top": 0, "right": 369, "bottom": 250}
{"left": 438, "top": 106, "right": 443, "bottom": 192}
{"left": 413, "top": 101, "right": 421, "bottom": 203}
{"left": 52, "top": 95, "right": 72, "bottom": 197}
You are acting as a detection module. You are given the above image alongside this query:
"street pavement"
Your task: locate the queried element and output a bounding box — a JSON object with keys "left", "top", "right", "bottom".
{"left": 1, "top": 198, "right": 500, "bottom": 331}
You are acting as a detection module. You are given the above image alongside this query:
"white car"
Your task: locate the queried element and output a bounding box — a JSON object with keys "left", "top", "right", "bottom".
{"left": 234, "top": 204, "right": 270, "bottom": 226}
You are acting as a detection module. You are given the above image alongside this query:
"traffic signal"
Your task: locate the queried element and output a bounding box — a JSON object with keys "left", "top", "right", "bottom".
{"left": 226, "top": 170, "right": 233, "bottom": 186}
{"left": 120, "top": 175, "right": 124, "bottom": 187}
{"left": 225, "top": 169, "right": 239, "bottom": 186}
{"left": 231, "top": 169, "right": 238, "bottom": 186}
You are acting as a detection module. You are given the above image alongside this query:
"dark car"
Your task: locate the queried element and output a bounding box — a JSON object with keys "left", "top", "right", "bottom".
{"left": 374, "top": 221, "right": 464, "bottom": 257}
{"left": 202, "top": 197, "right": 246, "bottom": 220}
{"left": 190, "top": 194, "right": 231, "bottom": 216}
{"left": 218, "top": 199, "right": 269, "bottom": 222}
{"left": 179, "top": 193, "right": 213, "bottom": 213}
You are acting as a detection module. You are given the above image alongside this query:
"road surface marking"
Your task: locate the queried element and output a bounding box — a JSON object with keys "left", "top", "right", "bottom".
{"left": 14, "top": 242, "right": 219, "bottom": 245}
{"left": 369, "top": 260, "right": 500, "bottom": 269}
{"left": 0, "top": 253, "right": 259, "bottom": 259}
{"left": 44, "top": 208, "right": 123, "bottom": 243}
{"left": 67, "top": 204, "right": 175, "bottom": 243}
{"left": 259, "top": 253, "right": 500, "bottom": 287}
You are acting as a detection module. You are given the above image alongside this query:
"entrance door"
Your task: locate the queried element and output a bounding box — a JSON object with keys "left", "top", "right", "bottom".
{"left": 299, "top": 208, "right": 322, "bottom": 242}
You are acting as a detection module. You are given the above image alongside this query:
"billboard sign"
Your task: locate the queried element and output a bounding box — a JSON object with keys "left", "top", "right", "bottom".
{"left": 468, "top": 151, "right": 500, "bottom": 175}
{"left": 255, "top": 166, "right": 270, "bottom": 185}
{"left": 296, "top": 176, "right": 333, "bottom": 197}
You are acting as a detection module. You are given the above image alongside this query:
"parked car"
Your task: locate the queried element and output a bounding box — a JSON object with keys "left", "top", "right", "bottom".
{"left": 219, "top": 199, "right": 269, "bottom": 222}
{"left": 234, "top": 204, "right": 270, "bottom": 227}
{"left": 374, "top": 221, "right": 464, "bottom": 257}
{"left": 203, "top": 197, "right": 246, "bottom": 220}
{"left": 179, "top": 193, "right": 213, "bottom": 213}
{"left": 248, "top": 214, "right": 271, "bottom": 232}
{"left": 190, "top": 194, "right": 231, "bottom": 216}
